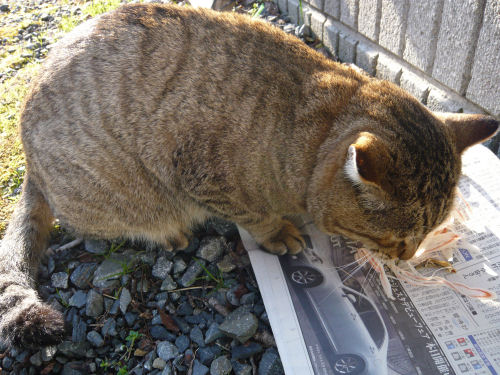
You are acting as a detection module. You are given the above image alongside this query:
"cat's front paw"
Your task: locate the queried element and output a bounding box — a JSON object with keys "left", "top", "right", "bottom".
{"left": 260, "top": 221, "right": 305, "bottom": 255}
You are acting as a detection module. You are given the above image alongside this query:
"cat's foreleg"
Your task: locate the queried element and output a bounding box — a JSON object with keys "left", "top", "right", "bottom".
{"left": 241, "top": 216, "right": 306, "bottom": 255}
{"left": 0, "top": 175, "right": 65, "bottom": 348}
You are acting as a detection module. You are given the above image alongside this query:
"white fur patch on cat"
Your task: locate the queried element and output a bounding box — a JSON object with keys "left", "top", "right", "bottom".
{"left": 344, "top": 145, "right": 362, "bottom": 186}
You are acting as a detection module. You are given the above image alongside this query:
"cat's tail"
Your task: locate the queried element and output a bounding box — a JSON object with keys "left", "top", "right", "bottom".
{"left": 0, "top": 174, "right": 65, "bottom": 348}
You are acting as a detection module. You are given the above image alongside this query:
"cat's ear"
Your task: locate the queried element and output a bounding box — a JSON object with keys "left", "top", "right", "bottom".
{"left": 344, "top": 133, "right": 391, "bottom": 191}
{"left": 434, "top": 112, "right": 499, "bottom": 153}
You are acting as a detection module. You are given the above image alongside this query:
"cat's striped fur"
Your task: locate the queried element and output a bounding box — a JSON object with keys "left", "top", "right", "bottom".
{"left": 0, "top": 3, "right": 497, "bottom": 348}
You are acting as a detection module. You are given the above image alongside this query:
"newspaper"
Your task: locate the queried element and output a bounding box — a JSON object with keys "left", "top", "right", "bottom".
{"left": 239, "top": 144, "right": 500, "bottom": 375}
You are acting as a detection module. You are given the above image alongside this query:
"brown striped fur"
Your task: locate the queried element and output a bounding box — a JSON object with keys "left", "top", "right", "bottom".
{"left": 0, "top": 3, "right": 497, "bottom": 348}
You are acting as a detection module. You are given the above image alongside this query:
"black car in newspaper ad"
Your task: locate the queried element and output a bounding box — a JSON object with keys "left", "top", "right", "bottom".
{"left": 279, "top": 231, "right": 389, "bottom": 375}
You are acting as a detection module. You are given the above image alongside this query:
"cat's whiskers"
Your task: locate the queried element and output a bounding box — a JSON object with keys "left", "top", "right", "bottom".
{"left": 360, "top": 265, "right": 376, "bottom": 290}
{"left": 323, "top": 254, "right": 369, "bottom": 271}
{"left": 316, "top": 256, "right": 370, "bottom": 307}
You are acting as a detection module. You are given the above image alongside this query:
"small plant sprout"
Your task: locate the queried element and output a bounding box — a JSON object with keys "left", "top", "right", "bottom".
{"left": 195, "top": 258, "right": 227, "bottom": 292}
{"left": 125, "top": 330, "right": 142, "bottom": 360}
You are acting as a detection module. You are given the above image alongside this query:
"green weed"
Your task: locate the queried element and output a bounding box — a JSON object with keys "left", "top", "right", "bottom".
{"left": 195, "top": 258, "right": 227, "bottom": 291}
{"left": 251, "top": 2, "right": 265, "bottom": 18}
{"left": 59, "top": 14, "right": 80, "bottom": 32}
{"left": 55, "top": 288, "right": 70, "bottom": 308}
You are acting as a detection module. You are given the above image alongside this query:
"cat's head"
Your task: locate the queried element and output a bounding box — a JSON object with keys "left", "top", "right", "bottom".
{"left": 308, "top": 80, "right": 498, "bottom": 260}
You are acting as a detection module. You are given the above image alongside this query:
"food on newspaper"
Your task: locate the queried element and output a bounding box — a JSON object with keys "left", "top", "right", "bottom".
{"left": 354, "top": 191, "right": 497, "bottom": 300}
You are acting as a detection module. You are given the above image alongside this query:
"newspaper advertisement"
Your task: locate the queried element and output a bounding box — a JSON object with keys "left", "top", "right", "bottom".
{"left": 239, "top": 145, "right": 500, "bottom": 375}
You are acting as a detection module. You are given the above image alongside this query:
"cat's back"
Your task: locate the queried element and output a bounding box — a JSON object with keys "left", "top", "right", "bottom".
{"left": 21, "top": 3, "right": 333, "bottom": 162}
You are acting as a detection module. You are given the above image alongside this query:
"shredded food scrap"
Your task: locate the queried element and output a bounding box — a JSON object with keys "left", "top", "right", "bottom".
{"left": 354, "top": 192, "right": 497, "bottom": 300}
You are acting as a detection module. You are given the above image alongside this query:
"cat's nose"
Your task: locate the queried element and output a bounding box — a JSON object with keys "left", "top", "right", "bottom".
{"left": 386, "top": 239, "right": 417, "bottom": 260}
{"left": 398, "top": 246, "right": 417, "bottom": 260}
{"left": 397, "top": 239, "right": 418, "bottom": 260}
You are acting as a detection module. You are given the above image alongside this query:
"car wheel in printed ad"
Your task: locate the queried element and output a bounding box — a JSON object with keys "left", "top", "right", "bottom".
{"left": 333, "top": 354, "right": 365, "bottom": 375}
{"left": 288, "top": 266, "right": 323, "bottom": 288}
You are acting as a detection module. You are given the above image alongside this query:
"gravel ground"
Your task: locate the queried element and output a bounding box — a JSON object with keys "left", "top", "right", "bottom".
{"left": 0, "top": 1, "right": 328, "bottom": 374}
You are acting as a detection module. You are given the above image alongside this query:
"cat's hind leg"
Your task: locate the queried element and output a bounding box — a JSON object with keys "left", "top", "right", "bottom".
{"left": 0, "top": 175, "right": 65, "bottom": 348}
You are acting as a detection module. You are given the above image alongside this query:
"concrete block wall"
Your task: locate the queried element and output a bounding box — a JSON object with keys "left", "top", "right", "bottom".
{"left": 277, "top": 0, "right": 500, "bottom": 119}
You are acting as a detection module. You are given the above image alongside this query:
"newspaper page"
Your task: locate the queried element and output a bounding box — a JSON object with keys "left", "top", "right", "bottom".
{"left": 239, "top": 144, "right": 500, "bottom": 375}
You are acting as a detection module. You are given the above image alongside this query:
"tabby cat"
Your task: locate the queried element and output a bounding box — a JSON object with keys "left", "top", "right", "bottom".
{"left": 0, "top": 3, "right": 497, "bottom": 348}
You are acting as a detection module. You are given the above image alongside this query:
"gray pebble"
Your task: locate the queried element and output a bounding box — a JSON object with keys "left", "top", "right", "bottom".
{"left": 231, "top": 342, "right": 263, "bottom": 360}
{"left": 109, "top": 299, "right": 120, "bottom": 315}
{"left": 151, "top": 314, "right": 163, "bottom": 326}
{"left": 121, "top": 274, "right": 131, "bottom": 286}
{"left": 92, "top": 250, "right": 136, "bottom": 288}
{"left": 57, "top": 341, "right": 90, "bottom": 358}
{"left": 69, "top": 290, "right": 87, "bottom": 308}
{"left": 197, "top": 347, "right": 215, "bottom": 365}
{"left": 219, "top": 306, "right": 258, "bottom": 343}
{"left": 85, "top": 289, "right": 103, "bottom": 317}
{"left": 102, "top": 318, "right": 117, "bottom": 337}
{"left": 258, "top": 348, "right": 284, "bottom": 375}
{"left": 72, "top": 318, "right": 87, "bottom": 343}
{"left": 210, "top": 356, "right": 232, "bottom": 375}
{"left": 40, "top": 13, "right": 53, "bottom": 22}
{"left": 51, "top": 272, "right": 69, "bottom": 289}
{"left": 150, "top": 325, "right": 175, "bottom": 341}
{"left": 152, "top": 256, "right": 173, "bottom": 279}
{"left": 173, "top": 257, "right": 187, "bottom": 274}
{"left": 61, "top": 361, "right": 85, "bottom": 375}
{"left": 182, "top": 236, "right": 200, "bottom": 253}
{"left": 170, "top": 291, "right": 181, "bottom": 302}
{"left": 124, "top": 312, "right": 137, "bottom": 326}
{"left": 177, "top": 301, "right": 193, "bottom": 316}
{"left": 136, "top": 279, "right": 149, "bottom": 293}
{"left": 47, "top": 256, "right": 56, "bottom": 273}
{"left": 240, "top": 292, "right": 256, "bottom": 305}
{"left": 15, "top": 350, "right": 29, "bottom": 362}
{"left": 70, "top": 263, "right": 97, "bottom": 289}
{"left": 138, "top": 251, "right": 156, "bottom": 266}
{"left": 103, "top": 296, "right": 115, "bottom": 311}
{"left": 171, "top": 315, "right": 190, "bottom": 334}
{"left": 157, "top": 341, "right": 179, "bottom": 361}
{"left": 1, "top": 356, "right": 13, "bottom": 370}
{"left": 226, "top": 286, "right": 241, "bottom": 306}
{"left": 196, "top": 236, "right": 226, "bottom": 262}
{"left": 232, "top": 361, "right": 253, "bottom": 375}
{"left": 86, "top": 331, "right": 104, "bottom": 347}
{"left": 190, "top": 326, "right": 205, "bottom": 347}
{"left": 179, "top": 259, "right": 206, "bottom": 287}
{"left": 153, "top": 357, "right": 167, "bottom": 369}
{"left": 205, "top": 322, "right": 224, "bottom": 344}
{"left": 283, "top": 24, "right": 294, "bottom": 33}
{"left": 84, "top": 239, "right": 108, "bottom": 254}
{"left": 207, "top": 218, "right": 238, "bottom": 237}
{"left": 217, "top": 254, "right": 236, "bottom": 273}
{"left": 193, "top": 360, "right": 209, "bottom": 375}
{"left": 160, "top": 274, "right": 177, "bottom": 291}
{"left": 29, "top": 351, "right": 42, "bottom": 366}
{"left": 175, "top": 335, "right": 190, "bottom": 352}
{"left": 41, "top": 346, "right": 57, "bottom": 362}
{"left": 144, "top": 350, "right": 157, "bottom": 371}
{"left": 120, "top": 288, "right": 132, "bottom": 314}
